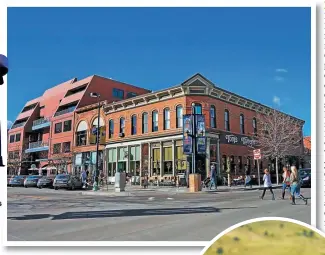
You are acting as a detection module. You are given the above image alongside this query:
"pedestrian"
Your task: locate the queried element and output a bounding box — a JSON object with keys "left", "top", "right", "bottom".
{"left": 81, "top": 169, "right": 87, "bottom": 189}
{"left": 290, "top": 166, "right": 308, "bottom": 205}
{"left": 281, "top": 166, "right": 291, "bottom": 199}
{"left": 244, "top": 172, "right": 252, "bottom": 188}
{"left": 209, "top": 164, "right": 217, "bottom": 190}
{"left": 260, "top": 168, "right": 275, "bottom": 200}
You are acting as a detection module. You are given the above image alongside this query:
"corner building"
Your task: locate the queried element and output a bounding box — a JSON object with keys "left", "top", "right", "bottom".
{"left": 101, "top": 74, "right": 305, "bottom": 183}
{"left": 8, "top": 75, "right": 150, "bottom": 175}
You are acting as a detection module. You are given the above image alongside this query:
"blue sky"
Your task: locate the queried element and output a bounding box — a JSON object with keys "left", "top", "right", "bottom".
{"left": 8, "top": 7, "right": 311, "bottom": 135}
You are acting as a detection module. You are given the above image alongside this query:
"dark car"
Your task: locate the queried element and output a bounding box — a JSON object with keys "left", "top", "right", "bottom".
{"left": 24, "top": 175, "right": 41, "bottom": 188}
{"left": 299, "top": 168, "right": 311, "bottom": 188}
{"left": 53, "top": 174, "right": 82, "bottom": 190}
{"left": 37, "top": 175, "right": 55, "bottom": 189}
{"left": 9, "top": 175, "right": 25, "bottom": 187}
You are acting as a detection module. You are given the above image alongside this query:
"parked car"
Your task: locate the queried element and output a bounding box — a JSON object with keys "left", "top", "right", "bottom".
{"left": 53, "top": 174, "right": 83, "bottom": 190}
{"left": 24, "top": 175, "right": 42, "bottom": 188}
{"left": 37, "top": 175, "right": 55, "bottom": 189}
{"left": 9, "top": 175, "right": 25, "bottom": 187}
{"left": 8, "top": 175, "right": 14, "bottom": 186}
{"left": 299, "top": 168, "right": 311, "bottom": 188}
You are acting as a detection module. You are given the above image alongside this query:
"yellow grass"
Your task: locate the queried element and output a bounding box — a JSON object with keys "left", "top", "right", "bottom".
{"left": 204, "top": 221, "right": 325, "bottom": 255}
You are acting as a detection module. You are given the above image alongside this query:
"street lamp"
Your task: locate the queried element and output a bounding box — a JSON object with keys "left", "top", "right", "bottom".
{"left": 191, "top": 103, "right": 196, "bottom": 174}
{"left": 90, "top": 92, "right": 101, "bottom": 191}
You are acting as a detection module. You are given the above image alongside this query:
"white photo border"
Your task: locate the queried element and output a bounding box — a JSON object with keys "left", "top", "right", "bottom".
{"left": 1, "top": 0, "right": 316, "bottom": 247}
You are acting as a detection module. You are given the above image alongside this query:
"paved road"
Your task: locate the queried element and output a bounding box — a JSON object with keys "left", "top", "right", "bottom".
{"left": 7, "top": 187, "right": 311, "bottom": 242}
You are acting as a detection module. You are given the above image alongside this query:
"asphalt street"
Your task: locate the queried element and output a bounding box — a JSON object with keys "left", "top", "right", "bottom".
{"left": 7, "top": 187, "right": 311, "bottom": 242}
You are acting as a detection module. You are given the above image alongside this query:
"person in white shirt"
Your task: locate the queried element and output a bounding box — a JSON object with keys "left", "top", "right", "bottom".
{"left": 260, "top": 168, "right": 275, "bottom": 200}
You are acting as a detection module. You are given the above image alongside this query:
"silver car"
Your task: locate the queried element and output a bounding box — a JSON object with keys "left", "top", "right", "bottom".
{"left": 24, "top": 175, "right": 41, "bottom": 188}
{"left": 53, "top": 174, "right": 82, "bottom": 190}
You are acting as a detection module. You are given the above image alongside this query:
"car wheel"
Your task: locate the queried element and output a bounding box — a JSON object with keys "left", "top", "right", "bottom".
{"left": 55, "top": 187, "right": 58, "bottom": 190}
{"left": 38, "top": 186, "right": 41, "bottom": 189}
{"left": 24, "top": 186, "right": 27, "bottom": 188}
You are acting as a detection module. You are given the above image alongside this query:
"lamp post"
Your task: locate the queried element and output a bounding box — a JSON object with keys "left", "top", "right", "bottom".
{"left": 90, "top": 92, "right": 101, "bottom": 191}
{"left": 191, "top": 103, "right": 196, "bottom": 174}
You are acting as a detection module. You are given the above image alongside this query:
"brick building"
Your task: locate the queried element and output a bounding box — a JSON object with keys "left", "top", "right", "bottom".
{"left": 8, "top": 75, "right": 150, "bottom": 175}
{"left": 99, "top": 73, "right": 305, "bottom": 184}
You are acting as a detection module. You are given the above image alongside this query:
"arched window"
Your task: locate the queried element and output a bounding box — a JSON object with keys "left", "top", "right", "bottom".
{"left": 253, "top": 117, "right": 257, "bottom": 134}
{"left": 224, "top": 110, "right": 230, "bottom": 131}
{"left": 120, "top": 117, "right": 125, "bottom": 134}
{"left": 142, "top": 112, "right": 148, "bottom": 134}
{"left": 192, "top": 103, "right": 202, "bottom": 114}
{"left": 240, "top": 114, "right": 245, "bottom": 134}
{"left": 210, "top": 105, "right": 216, "bottom": 128}
{"left": 92, "top": 117, "right": 104, "bottom": 127}
{"left": 164, "top": 108, "right": 170, "bottom": 130}
{"left": 176, "top": 105, "right": 183, "bottom": 128}
{"left": 76, "top": 121, "right": 88, "bottom": 146}
{"left": 131, "top": 115, "right": 137, "bottom": 135}
{"left": 152, "top": 111, "right": 158, "bottom": 132}
{"left": 108, "top": 119, "right": 114, "bottom": 138}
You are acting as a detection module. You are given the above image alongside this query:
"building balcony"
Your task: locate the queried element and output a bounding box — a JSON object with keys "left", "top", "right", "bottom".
{"left": 54, "top": 106, "right": 76, "bottom": 117}
{"left": 25, "top": 140, "right": 49, "bottom": 153}
{"left": 32, "top": 118, "right": 51, "bottom": 130}
{"left": 11, "top": 122, "right": 26, "bottom": 129}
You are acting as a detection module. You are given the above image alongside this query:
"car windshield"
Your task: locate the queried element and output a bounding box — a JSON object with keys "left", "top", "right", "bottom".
{"left": 299, "top": 169, "right": 311, "bottom": 176}
{"left": 27, "top": 176, "right": 39, "bottom": 180}
{"left": 56, "top": 175, "right": 69, "bottom": 179}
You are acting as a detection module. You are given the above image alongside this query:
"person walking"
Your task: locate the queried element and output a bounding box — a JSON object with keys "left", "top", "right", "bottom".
{"left": 209, "top": 164, "right": 217, "bottom": 190}
{"left": 260, "top": 168, "right": 275, "bottom": 200}
{"left": 290, "top": 166, "right": 308, "bottom": 205}
{"left": 281, "top": 167, "right": 291, "bottom": 199}
{"left": 81, "top": 169, "right": 87, "bottom": 189}
{"left": 244, "top": 172, "right": 252, "bottom": 188}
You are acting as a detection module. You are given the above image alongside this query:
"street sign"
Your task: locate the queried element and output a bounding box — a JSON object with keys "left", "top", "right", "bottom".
{"left": 253, "top": 149, "right": 261, "bottom": 160}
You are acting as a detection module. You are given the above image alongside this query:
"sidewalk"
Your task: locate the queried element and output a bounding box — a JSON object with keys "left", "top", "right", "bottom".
{"left": 80, "top": 184, "right": 282, "bottom": 197}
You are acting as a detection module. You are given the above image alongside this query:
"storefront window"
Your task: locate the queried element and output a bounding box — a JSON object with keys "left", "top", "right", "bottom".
{"left": 163, "top": 147, "right": 173, "bottom": 175}
{"left": 152, "top": 148, "right": 160, "bottom": 175}
{"left": 222, "top": 155, "right": 227, "bottom": 172}
{"left": 118, "top": 147, "right": 128, "bottom": 172}
{"left": 176, "top": 145, "right": 186, "bottom": 175}
{"left": 130, "top": 146, "right": 140, "bottom": 176}
{"left": 107, "top": 148, "right": 117, "bottom": 176}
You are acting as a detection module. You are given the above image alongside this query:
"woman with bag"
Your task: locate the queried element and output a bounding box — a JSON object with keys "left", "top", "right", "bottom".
{"left": 281, "top": 167, "right": 291, "bottom": 199}
{"left": 290, "top": 166, "right": 307, "bottom": 205}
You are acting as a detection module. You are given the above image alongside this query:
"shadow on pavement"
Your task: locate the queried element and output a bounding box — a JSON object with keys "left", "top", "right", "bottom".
{"left": 7, "top": 206, "right": 257, "bottom": 221}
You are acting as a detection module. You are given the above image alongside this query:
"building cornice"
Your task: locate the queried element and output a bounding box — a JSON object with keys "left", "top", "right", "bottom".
{"left": 101, "top": 73, "right": 304, "bottom": 126}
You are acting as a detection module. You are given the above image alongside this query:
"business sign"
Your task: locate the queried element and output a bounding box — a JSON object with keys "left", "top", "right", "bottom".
{"left": 197, "top": 137, "right": 206, "bottom": 154}
{"left": 253, "top": 149, "right": 261, "bottom": 160}
{"left": 196, "top": 114, "right": 205, "bottom": 136}
{"left": 219, "top": 131, "right": 258, "bottom": 147}
{"left": 183, "top": 115, "right": 193, "bottom": 154}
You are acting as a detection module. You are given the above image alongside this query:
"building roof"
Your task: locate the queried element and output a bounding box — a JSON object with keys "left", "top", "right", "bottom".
{"left": 303, "top": 136, "right": 311, "bottom": 151}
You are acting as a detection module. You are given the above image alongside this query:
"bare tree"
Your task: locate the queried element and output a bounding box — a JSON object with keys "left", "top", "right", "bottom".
{"left": 48, "top": 143, "right": 73, "bottom": 174}
{"left": 7, "top": 149, "right": 28, "bottom": 175}
{"left": 253, "top": 109, "right": 304, "bottom": 184}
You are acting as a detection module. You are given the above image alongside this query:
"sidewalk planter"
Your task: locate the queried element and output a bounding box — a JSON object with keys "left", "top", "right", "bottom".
{"left": 189, "top": 174, "right": 201, "bottom": 192}
{"left": 115, "top": 172, "right": 126, "bottom": 192}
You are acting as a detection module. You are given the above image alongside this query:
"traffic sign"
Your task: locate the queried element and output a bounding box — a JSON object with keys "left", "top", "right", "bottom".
{"left": 253, "top": 149, "right": 261, "bottom": 160}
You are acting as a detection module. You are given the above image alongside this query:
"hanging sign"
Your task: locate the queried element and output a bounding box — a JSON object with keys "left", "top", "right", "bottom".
{"left": 196, "top": 114, "right": 205, "bottom": 136}
{"left": 197, "top": 137, "right": 206, "bottom": 154}
{"left": 183, "top": 115, "right": 193, "bottom": 154}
